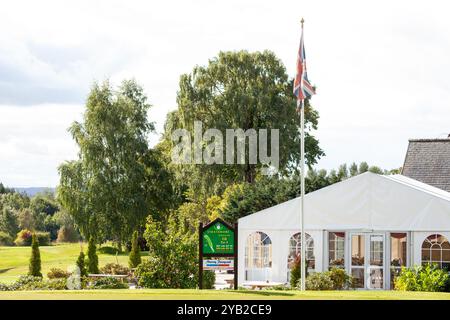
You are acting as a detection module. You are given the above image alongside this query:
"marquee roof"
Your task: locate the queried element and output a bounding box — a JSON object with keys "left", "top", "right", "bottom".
{"left": 239, "top": 172, "right": 450, "bottom": 232}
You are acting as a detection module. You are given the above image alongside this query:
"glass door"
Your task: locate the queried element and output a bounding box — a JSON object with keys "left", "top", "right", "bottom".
{"left": 350, "top": 234, "right": 365, "bottom": 288}
{"left": 368, "top": 234, "right": 384, "bottom": 289}
{"left": 350, "top": 233, "right": 385, "bottom": 289}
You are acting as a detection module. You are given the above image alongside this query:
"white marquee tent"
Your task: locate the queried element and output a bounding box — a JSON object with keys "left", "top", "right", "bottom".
{"left": 238, "top": 172, "right": 450, "bottom": 289}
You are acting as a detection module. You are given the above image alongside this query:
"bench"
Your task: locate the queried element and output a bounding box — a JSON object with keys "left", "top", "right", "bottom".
{"left": 242, "top": 281, "right": 285, "bottom": 290}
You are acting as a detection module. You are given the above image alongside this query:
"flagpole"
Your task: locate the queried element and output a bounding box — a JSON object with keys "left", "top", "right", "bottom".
{"left": 299, "top": 18, "right": 306, "bottom": 292}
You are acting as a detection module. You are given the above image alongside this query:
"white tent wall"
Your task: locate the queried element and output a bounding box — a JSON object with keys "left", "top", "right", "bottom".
{"left": 237, "top": 172, "right": 450, "bottom": 287}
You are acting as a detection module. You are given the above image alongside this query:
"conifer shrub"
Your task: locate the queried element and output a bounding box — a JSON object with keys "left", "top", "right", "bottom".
{"left": 28, "top": 234, "right": 42, "bottom": 277}
{"left": 87, "top": 237, "right": 99, "bottom": 274}
{"left": 129, "top": 231, "right": 142, "bottom": 268}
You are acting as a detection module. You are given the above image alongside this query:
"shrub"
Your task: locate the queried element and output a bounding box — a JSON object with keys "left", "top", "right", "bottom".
{"left": 129, "top": 231, "right": 142, "bottom": 268}
{"left": 203, "top": 270, "right": 216, "bottom": 289}
{"left": 8, "top": 276, "right": 67, "bottom": 291}
{"left": 76, "top": 251, "right": 88, "bottom": 277}
{"left": 56, "top": 226, "right": 79, "bottom": 243}
{"left": 29, "top": 234, "right": 42, "bottom": 277}
{"left": 394, "top": 264, "right": 449, "bottom": 292}
{"left": 87, "top": 237, "right": 99, "bottom": 274}
{"left": 14, "top": 229, "right": 32, "bottom": 246}
{"left": 88, "top": 277, "right": 128, "bottom": 289}
{"left": 97, "top": 246, "right": 120, "bottom": 255}
{"left": 328, "top": 267, "right": 353, "bottom": 290}
{"left": 305, "top": 272, "right": 334, "bottom": 290}
{"left": 47, "top": 268, "right": 70, "bottom": 279}
{"left": 101, "top": 263, "right": 130, "bottom": 275}
{"left": 0, "top": 231, "right": 13, "bottom": 246}
{"left": 0, "top": 283, "right": 10, "bottom": 291}
{"left": 15, "top": 229, "right": 50, "bottom": 246}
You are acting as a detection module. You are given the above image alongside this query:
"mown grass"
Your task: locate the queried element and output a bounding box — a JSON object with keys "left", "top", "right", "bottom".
{"left": 0, "top": 243, "right": 146, "bottom": 283}
{"left": 0, "top": 289, "right": 450, "bottom": 300}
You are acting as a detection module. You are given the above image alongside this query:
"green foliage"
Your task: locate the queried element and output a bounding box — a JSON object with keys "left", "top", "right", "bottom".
{"left": 394, "top": 264, "right": 449, "bottom": 292}
{"left": 328, "top": 267, "right": 353, "bottom": 290}
{"left": 165, "top": 50, "right": 324, "bottom": 193}
{"left": 129, "top": 231, "right": 142, "bottom": 268}
{"left": 15, "top": 230, "right": 50, "bottom": 246}
{"left": 29, "top": 234, "right": 42, "bottom": 277}
{"left": 303, "top": 269, "right": 353, "bottom": 291}
{"left": 30, "top": 192, "right": 59, "bottom": 216}
{"left": 203, "top": 270, "right": 216, "bottom": 289}
{"left": 100, "top": 263, "right": 130, "bottom": 275}
{"left": 135, "top": 216, "right": 197, "bottom": 289}
{"left": 0, "top": 207, "right": 19, "bottom": 238}
{"left": 0, "top": 231, "right": 13, "bottom": 246}
{"left": 305, "top": 272, "right": 334, "bottom": 290}
{"left": 87, "top": 237, "right": 99, "bottom": 274}
{"left": 76, "top": 251, "right": 88, "bottom": 277}
{"left": 6, "top": 275, "right": 67, "bottom": 291}
{"left": 88, "top": 277, "right": 128, "bottom": 289}
{"left": 47, "top": 268, "right": 71, "bottom": 279}
{"left": 58, "top": 80, "right": 157, "bottom": 245}
{"left": 290, "top": 256, "right": 301, "bottom": 288}
{"left": 97, "top": 246, "right": 120, "bottom": 255}
{"left": 56, "top": 225, "right": 79, "bottom": 243}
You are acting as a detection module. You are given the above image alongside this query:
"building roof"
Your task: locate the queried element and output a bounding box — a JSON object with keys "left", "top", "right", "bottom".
{"left": 402, "top": 138, "right": 450, "bottom": 192}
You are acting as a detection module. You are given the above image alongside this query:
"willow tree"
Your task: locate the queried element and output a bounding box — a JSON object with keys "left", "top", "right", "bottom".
{"left": 165, "top": 50, "right": 324, "bottom": 194}
{"left": 58, "top": 80, "right": 154, "bottom": 248}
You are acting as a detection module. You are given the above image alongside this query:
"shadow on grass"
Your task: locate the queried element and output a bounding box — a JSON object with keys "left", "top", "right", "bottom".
{"left": 228, "top": 290, "right": 295, "bottom": 297}
{"left": 0, "top": 268, "right": 14, "bottom": 274}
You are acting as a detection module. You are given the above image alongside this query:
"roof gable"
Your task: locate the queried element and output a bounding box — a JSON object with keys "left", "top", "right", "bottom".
{"left": 402, "top": 139, "right": 450, "bottom": 192}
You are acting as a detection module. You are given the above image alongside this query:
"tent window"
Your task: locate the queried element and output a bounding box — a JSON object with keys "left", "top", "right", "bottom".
{"left": 287, "top": 233, "right": 315, "bottom": 271}
{"left": 421, "top": 234, "right": 450, "bottom": 269}
{"left": 245, "top": 232, "right": 272, "bottom": 269}
{"left": 328, "top": 232, "right": 345, "bottom": 269}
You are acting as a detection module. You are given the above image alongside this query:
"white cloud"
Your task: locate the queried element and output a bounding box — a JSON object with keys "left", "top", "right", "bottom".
{"left": 0, "top": 0, "right": 450, "bottom": 186}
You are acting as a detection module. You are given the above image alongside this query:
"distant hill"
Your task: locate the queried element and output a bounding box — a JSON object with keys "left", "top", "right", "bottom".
{"left": 13, "top": 187, "right": 55, "bottom": 197}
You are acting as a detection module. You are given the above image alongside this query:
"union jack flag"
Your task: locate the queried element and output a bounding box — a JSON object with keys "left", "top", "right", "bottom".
{"left": 293, "top": 27, "right": 315, "bottom": 107}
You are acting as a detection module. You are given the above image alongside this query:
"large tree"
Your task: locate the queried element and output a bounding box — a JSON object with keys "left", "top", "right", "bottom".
{"left": 58, "top": 80, "right": 154, "bottom": 247}
{"left": 165, "top": 50, "right": 324, "bottom": 194}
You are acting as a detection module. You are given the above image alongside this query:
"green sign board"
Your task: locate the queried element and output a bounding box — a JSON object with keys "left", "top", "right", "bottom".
{"left": 202, "top": 221, "right": 234, "bottom": 255}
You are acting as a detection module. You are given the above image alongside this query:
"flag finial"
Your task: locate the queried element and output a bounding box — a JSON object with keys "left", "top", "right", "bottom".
{"left": 301, "top": 18, "right": 304, "bottom": 27}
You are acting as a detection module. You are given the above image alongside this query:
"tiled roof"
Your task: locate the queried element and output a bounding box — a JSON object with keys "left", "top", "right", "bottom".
{"left": 402, "top": 138, "right": 450, "bottom": 192}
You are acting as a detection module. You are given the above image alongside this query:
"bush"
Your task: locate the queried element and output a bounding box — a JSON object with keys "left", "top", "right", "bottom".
{"left": 305, "top": 272, "right": 334, "bottom": 290}
{"left": 87, "top": 237, "right": 99, "bottom": 274}
{"left": 29, "top": 234, "right": 42, "bottom": 277}
{"left": 394, "top": 264, "right": 449, "bottom": 292}
{"left": 0, "top": 231, "right": 13, "bottom": 246}
{"left": 97, "top": 246, "right": 120, "bottom": 255}
{"left": 47, "top": 268, "right": 71, "bottom": 279}
{"left": 15, "top": 229, "right": 50, "bottom": 246}
{"left": 56, "top": 226, "right": 79, "bottom": 243}
{"left": 76, "top": 251, "right": 88, "bottom": 277}
{"left": 88, "top": 277, "right": 128, "bottom": 289}
{"left": 8, "top": 276, "right": 67, "bottom": 291}
{"left": 203, "top": 270, "right": 216, "bottom": 289}
{"left": 129, "top": 231, "right": 142, "bottom": 268}
{"left": 0, "top": 283, "right": 10, "bottom": 291}
{"left": 328, "top": 267, "right": 353, "bottom": 290}
{"left": 100, "top": 263, "right": 130, "bottom": 275}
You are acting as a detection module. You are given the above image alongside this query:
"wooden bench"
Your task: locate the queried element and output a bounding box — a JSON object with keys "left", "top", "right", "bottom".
{"left": 242, "top": 281, "right": 285, "bottom": 290}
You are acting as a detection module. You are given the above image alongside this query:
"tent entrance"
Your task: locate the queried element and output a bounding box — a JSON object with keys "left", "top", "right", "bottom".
{"left": 350, "top": 233, "right": 385, "bottom": 290}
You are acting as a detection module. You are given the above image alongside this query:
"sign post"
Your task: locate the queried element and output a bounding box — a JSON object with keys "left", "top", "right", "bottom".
{"left": 199, "top": 218, "right": 238, "bottom": 289}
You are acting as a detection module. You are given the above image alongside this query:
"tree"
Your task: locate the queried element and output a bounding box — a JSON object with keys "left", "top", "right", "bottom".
{"left": 28, "top": 234, "right": 42, "bottom": 277}
{"left": 30, "top": 192, "right": 59, "bottom": 216}
{"left": 129, "top": 230, "right": 142, "bottom": 268}
{"left": 164, "top": 50, "right": 324, "bottom": 193}
{"left": 87, "top": 237, "right": 99, "bottom": 274}
{"left": 0, "top": 207, "right": 19, "bottom": 238}
{"left": 58, "top": 80, "right": 155, "bottom": 246}
{"left": 76, "top": 251, "right": 88, "bottom": 277}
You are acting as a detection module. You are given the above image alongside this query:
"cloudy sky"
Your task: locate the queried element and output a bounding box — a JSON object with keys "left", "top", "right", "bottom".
{"left": 0, "top": 0, "right": 449, "bottom": 187}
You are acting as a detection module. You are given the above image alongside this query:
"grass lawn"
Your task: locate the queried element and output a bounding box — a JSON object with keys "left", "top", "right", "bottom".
{"left": 0, "top": 243, "right": 143, "bottom": 283}
{"left": 0, "top": 289, "right": 450, "bottom": 300}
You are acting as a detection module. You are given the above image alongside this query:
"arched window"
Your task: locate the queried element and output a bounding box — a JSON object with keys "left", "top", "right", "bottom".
{"left": 245, "top": 232, "right": 272, "bottom": 281}
{"left": 421, "top": 234, "right": 450, "bottom": 269}
{"left": 287, "top": 233, "right": 315, "bottom": 271}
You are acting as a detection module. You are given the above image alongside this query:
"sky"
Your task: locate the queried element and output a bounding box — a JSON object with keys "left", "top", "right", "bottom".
{"left": 0, "top": 0, "right": 449, "bottom": 187}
